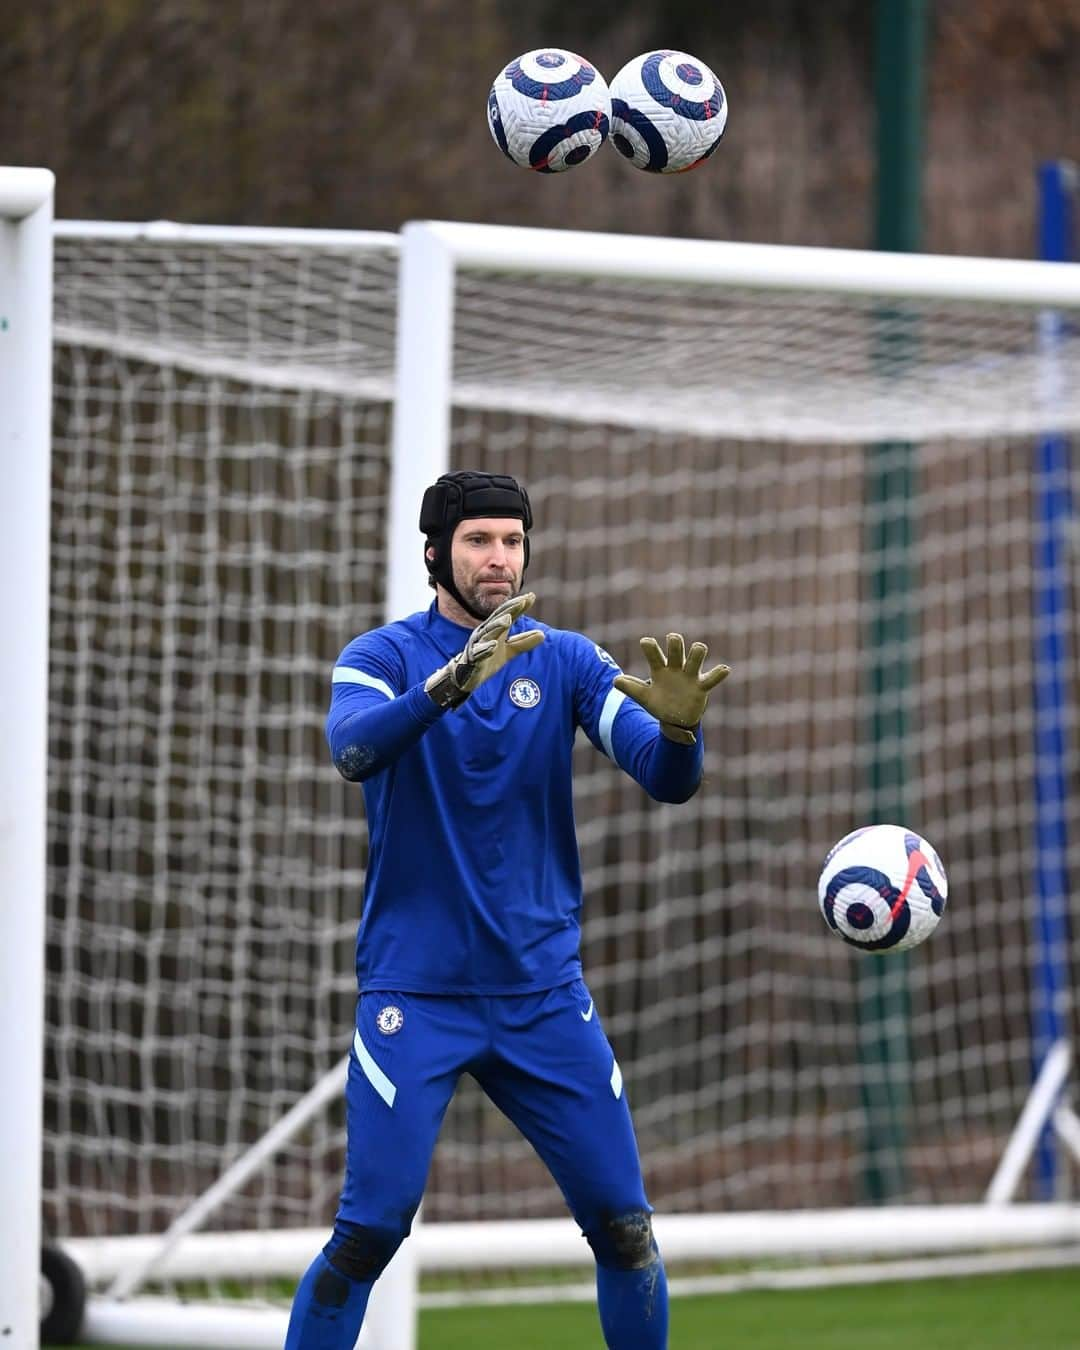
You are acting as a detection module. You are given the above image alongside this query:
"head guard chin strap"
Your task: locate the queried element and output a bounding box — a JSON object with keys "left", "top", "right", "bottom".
{"left": 420, "top": 470, "right": 533, "bottom": 621}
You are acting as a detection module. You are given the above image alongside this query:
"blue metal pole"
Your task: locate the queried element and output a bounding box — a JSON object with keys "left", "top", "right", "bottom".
{"left": 1031, "top": 159, "right": 1075, "bottom": 1197}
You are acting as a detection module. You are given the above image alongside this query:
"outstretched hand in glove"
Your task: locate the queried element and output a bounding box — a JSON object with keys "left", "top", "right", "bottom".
{"left": 614, "top": 632, "right": 729, "bottom": 744}
{"left": 425, "top": 592, "right": 544, "bottom": 710}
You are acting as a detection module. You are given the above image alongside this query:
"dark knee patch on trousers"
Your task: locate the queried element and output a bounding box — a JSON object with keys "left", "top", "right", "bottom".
{"left": 324, "top": 1222, "right": 399, "bottom": 1283}
{"left": 589, "top": 1209, "right": 657, "bottom": 1271}
{"left": 312, "top": 1264, "right": 351, "bottom": 1309}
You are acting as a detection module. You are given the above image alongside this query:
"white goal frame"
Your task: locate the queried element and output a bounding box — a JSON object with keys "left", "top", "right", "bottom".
{"left": 1, "top": 165, "right": 54, "bottom": 1350}
{"left": 23, "top": 210, "right": 1080, "bottom": 1347}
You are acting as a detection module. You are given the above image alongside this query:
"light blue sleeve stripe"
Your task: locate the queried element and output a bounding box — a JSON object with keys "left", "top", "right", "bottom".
{"left": 598, "top": 688, "right": 627, "bottom": 762}
{"left": 333, "top": 666, "right": 396, "bottom": 701}
{"left": 353, "top": 1029, "right": 397, "bottom": 1108}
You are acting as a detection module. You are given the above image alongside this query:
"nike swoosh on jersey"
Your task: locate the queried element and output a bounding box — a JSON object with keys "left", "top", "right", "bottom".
{"left": 581, "top": 1000, "right": 594, "bottom": 1021}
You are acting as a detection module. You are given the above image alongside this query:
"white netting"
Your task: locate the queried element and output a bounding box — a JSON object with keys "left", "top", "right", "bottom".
{"left": 54, "top": 234, "right": 398, "bottom": 397}
{"left": 448, "top": 270, "right": 1080, "bottom": 442}
{"left": 436, "top": 418, "right": 1080, "bottom": 1218}
{"left": 47, "top": 236, "right": 398, "bottom": 1247}
{"left": 44, "top": 230, "right": 1080, "bottom": 1300}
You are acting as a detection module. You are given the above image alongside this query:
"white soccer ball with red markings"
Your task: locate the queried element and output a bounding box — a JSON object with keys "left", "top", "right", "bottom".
{"left": 817, "top": 824, "right": 948, "bottom": 954}
{"left": 487, "top": 48, "right": 611, "bottom": 173}
{"left": 609, "top": 49, "right": 727, "bottom": 173}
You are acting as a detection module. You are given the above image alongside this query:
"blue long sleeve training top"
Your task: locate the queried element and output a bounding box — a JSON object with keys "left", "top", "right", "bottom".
{"left": 327, "top": 600, "right": 704, "bottom": 995}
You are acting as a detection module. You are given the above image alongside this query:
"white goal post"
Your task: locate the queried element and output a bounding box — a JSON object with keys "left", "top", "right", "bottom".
{"left": 0, "top": 165, "right": 54, "bottom": 1350}
{"left": 30, "top": 210, "right": 1080, "bottom": 1348}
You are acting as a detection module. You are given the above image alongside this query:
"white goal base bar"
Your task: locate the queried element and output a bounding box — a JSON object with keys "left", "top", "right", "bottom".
{"left": 73, "top": 1211, "right": 1080, "bottom": 1348}
{"left": 67, "top": 1205, "right": 1080, "bottom": 1287}
{"left": 82, "top": 1300, "right": 291, "bottom": 1350}
{"left": 80, "top": 1233, "right": 414, "bottom": 1350}
{"left": 80, "top": 1248, "right": 1080, "bottom": 1349}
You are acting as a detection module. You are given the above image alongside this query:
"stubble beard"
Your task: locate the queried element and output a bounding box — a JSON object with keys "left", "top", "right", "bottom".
{"left": 455, "top": 569, "right": 520, "bottom": 619}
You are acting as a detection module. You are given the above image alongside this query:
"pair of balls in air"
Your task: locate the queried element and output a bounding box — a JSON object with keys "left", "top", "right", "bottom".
{"left": 488, "top": 47, "right": 727, "bottom": 175}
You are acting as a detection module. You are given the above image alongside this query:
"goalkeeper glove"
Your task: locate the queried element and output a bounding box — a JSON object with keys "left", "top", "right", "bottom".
{"left": 424, "top": 592, "right": 544, "bottom": 711}
{"left": 613, "top": 632, "right": 729, "bottom": 745}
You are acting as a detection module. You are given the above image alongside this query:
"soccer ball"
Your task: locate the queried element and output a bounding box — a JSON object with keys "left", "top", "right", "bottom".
{"left": 817, "top": 824, "right": 948, "bottom": 954}
{"left": 609, "top": 49, "right": 727, "bottom": 173}
{"left": 487, "top": 49, "right": 611, "bottom": 173}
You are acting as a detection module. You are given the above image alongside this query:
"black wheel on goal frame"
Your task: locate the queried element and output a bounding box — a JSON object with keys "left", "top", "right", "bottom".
{"left": 40, "top": 1243, "right": 87, "bottom": 1346}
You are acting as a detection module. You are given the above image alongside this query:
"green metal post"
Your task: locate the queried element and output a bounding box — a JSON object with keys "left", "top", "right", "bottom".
{"left": 859, "top": 0, "right": 928, "bottom": 1204}
{"left": 874, "top": 0, "right": 927, "bottom": 255}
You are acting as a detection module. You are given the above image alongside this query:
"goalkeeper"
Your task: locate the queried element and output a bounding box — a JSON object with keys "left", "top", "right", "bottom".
{"left": 285, "top": 470, "right": 728, "bottom": 1350}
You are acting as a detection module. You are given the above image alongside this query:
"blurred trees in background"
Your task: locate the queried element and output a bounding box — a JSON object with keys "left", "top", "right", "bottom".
{"left": 2, "top": 0, "right": 1078, "bottom": 255}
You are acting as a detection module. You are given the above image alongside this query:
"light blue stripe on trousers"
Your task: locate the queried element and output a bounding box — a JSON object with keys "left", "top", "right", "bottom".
{"left": 353, "top": 1028, "right": 397, "bottom": 1108}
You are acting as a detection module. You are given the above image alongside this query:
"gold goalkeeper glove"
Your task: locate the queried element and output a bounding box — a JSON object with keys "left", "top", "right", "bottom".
{"left": 424, "top": 592, "right": 544, "bottom": 711}
{"left": 613, "top": 632, "right": 729, "bottom": 744}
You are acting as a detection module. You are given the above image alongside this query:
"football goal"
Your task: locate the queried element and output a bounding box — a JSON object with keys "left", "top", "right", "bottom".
{"left": 11, "top": 199, "right": 1080, "bottom": 1347}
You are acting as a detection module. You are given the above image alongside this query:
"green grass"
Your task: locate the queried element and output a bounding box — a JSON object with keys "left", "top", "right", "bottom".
{"left": 419, "top": 1269, "right": 1080, "bottom": 1348}
{"left": 66, "top": 1267, "right": 1080, "bottom": 1350}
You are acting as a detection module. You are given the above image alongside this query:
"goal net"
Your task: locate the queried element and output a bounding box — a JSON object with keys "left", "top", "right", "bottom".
{"left": 46, "top": 221, "right": 1080, "bottom": 1340}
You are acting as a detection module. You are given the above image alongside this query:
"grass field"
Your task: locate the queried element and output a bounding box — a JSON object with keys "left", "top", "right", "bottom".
{"left": 420, "top": 1269, "right": 1080, "bottom": 1348}
{"left": 67, "top": 1266, "right": 1080, "bottom": 1349}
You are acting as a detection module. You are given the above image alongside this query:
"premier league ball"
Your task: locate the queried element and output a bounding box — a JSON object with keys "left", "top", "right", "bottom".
{"left": 609, "top": 49, "right": 727, "bottom": 173}
{"left": 817, "top": 824, "right": 948, "bottom": 954}
{"left": 487, "top": 48, "right": 612, "bottom": 173}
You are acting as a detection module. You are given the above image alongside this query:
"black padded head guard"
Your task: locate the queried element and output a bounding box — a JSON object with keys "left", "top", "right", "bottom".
{"left": 420, "top": 470, "right": 532, "bottom": 620}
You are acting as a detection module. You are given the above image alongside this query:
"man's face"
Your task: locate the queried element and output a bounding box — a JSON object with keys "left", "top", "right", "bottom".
{"left": 448, "top": 516, "right": 526, "bottom": 617}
